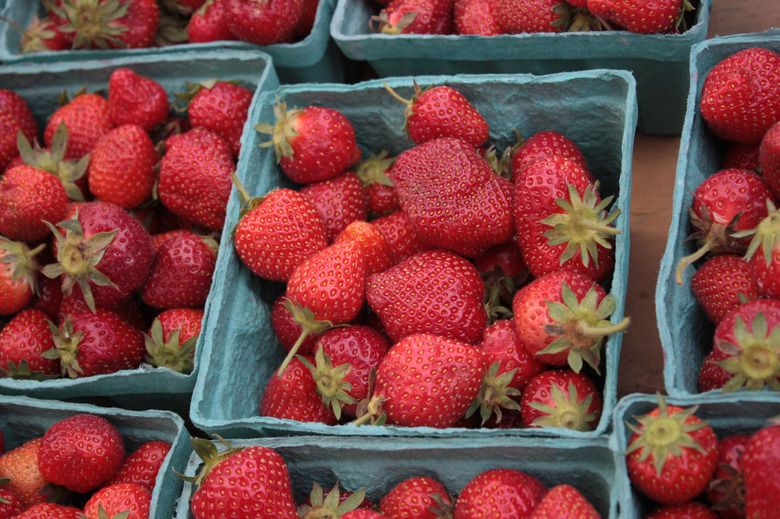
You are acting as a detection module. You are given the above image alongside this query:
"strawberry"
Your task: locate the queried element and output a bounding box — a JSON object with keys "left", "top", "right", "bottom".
{"left": 512, "top": 270, "right": 628, "bottom": 373}
{"left": 51, "top": 0, "right": 160, "bottom": 49}
{"left": 188, "top": 440, "right": 298, "bottom": 519}
{"left": 88, "top": 124, "right": 160, "bottom": 209}
{"left": 624, "top": 395, "right": 718, "bottom": 505}
{"left": 370, "top": 0, "right": 453, "bottom": 34}
{"left": 454, "top": 468, "right": 547, "bottom": 518}
{"left": 0, "top": 483, "right": 23, "bottom": 519}
{"left": 150, "top": 228, "right": 198, "bottom": 253}
{"left": 0, "top": 438, "right": 49, "bottom": 510}
{"left": 587, "top": 0, "right": 688, "bottom": 34}
{"left": 340, "top": 512, "right": 388, "bottom": 519}
{"left": 299, "top": 171, "right": 369, "bottom": 243}
{"left": 256, "top": 100, "right": 361, "bottom": 184}
{"left": 759, "top": 120, "right": 780, "bottom": 200}
{"left": 366, "top": 250, "right": 487, "bottom": 344}
{"left": 223, "top": 0, "right": 304, "bottom": 44}
{"left": 184, "top": 80, "right": 254, "bottom": 158}
{"left": 365, "top": 333, "right": 485, "bottom": 428}
{"left": 48, "top": 309, "right": 146, "bottom": 378}
{"left": 260, "top": 356, "right": 338, "bottom": 424}
{"left": 44, "top": 92, "right": 113, "bottom": 159}
{"left": 529, "top": 484, "right": 601, "bottom": 519}
{"left": 108, "top": 68, "right": 170, "bottom": 132}
{"left": 475, "top": 319, "right": 547, "bottom": 394}
{"left": 0, "top": 89, "right": 39, "bottom": 145}
{"left": 384, "top": 82, "right": 490, "bottom": 147}
{"left": 141, "top": 232, "right": 217, "bottom": 309}
{"left": 379, "top": 476, "right": 453, "bottom": 518}
{"left": 107, "top": 440, "right": 171, "bottom": 491}
{"left": 643, "top": 502, "right": 718, "bottom": 519}
{"left": 742, "top": 422, "right": 780, "bottom": 518}
{"left": 271, "top": 293, "right": 321, "bottom": 356}
{"left": 14, "top": 503, "right": 85, "bottom": 519}
{"left": 187, "top": 0, "right": 238, "bottom": 43}
{"left": 489, "top": 0, "right": 569, "bottom": 33}
{"left": 0, "top": 308, "right": 60, "bottom": 379}
{"left": 675, "top": 169, "right": 775, "bottom": 284}
{"left": 232, "top": 187, "right": 328, "bottom": 282}
{"left": 0, "top": 165, "right": 68, "bottom": 243}
{"left": 84, "top": 482, "right": 152, "bottom": 519}
{"left": 519, "top": 368, "right": 603, "bottom": 431}
{"left": 691, "top": 253, "right": 761, "bottom": 325}
{"left": 158, "top": 127, "right": 235, "bottom": 231}
{"left": 145, "top": 308, "right": 203, "bottom": 373}
{"left": 391, "top": 137, "right": 514, "bottom": 258}
{"left": 370, "top": 211, "right": 432, "bottom": 263}
{"left": 0, "top": 110, "right": 21, "bottom": 171}
{"left": 722, "top": 141, "right": 761, "bottom": 171}
{"left": 38, "top": 413, "right": 125, "bottom": 494}
{"left": 454, "top": 0, "right": 503, "bottom": 35}
{"left": 510, "top": 130, "right": 590, "bottom": 183}
{"left": 292, "top": 0, "right": 319, "bottom": 38}
{"left": 740, "top": 201, "right": 780, "bottom": 299}
{"left": 0, "top": 237, "right": 43, "bottom": 316}
{"left": 333, "top": 220, "right": 394, "bottom": 276}
{"left": 355, "top": 150, "right": 399, "bottom": 217}
{"left": 705, "top": 433, "right": 748, "bottom": 517}
{"left": 700, "top": 47, "right": 780, "bottom": 144}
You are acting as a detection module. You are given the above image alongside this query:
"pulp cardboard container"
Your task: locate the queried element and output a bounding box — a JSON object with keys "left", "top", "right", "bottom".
{"left": 0, "top": 0, "right": 348, "bottom": 84}
{"left": 656, "top": 30, "right": 780, "bottom": 399}
{"left": 0, "top": 394, "right": 190, "bottom": 519}
{"left": 0, "top": 50, "right": 278, "bottom": 415}
{"left": 330, "top": 0, "right": 712, "bottom": 136}
{"left": 190, "top": 70, "right": 637, "bottom": 439}
{"left": 174, "top": 435, "right": 619, "bottom": 518}
{"left": 612, "top": 392, "right": 780, "bottom": 518}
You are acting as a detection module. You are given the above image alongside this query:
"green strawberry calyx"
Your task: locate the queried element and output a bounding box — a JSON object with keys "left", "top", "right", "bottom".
{"left": 176, "top": 435, "right": 242, "bottom": 488}
{"left": 17, "top": 124, "right": 88, "bottom": 201}
{"left": 465, "top": 361, "right": 522, "bottom": 426}
{"left": 355, "top": 150, "right": 395, "bottom": 188}
{"left": 298, "top": 348, "right": 357, "bottom": 421}
{"left": 297, "top": 482, "right": 367, "bottom": 519}
{"left": 42, "top": 317, "right": 86, "bottom": 379}
{"left": 52, "top": 0, "right": 131, "bottom": 50}
{"left": 369, "top": 10, "right": 418, "bottom": 34}
{"left": 144, "top": 317, "right": 197, "bottom": 375}
{"left": 716, "top": 312, "right": 780, "bottom": 392}
{"left": 736, "top": 199, "right": 780, "bottom": 266}
{"left": 255, "top": 96, "right": 302, "bottom": 164}
{"left": 528, "top": 380, "right": 598, "bottom": 431}
{"left": 0, "top": 236, "right": 45, "bottom": 293}
{"left": 275, "top": 299, "right": 334, "bottom": 378}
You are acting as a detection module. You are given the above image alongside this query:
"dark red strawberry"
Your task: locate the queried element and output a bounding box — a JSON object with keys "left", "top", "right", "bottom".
{"left": 760, "top": 120, "right": 780, "bottom": 200}
{"left": 18, "top": 15, "right": 73, "bottom": 53}
{"left": 0, "top": 308, "right": 59, "bottom": 379}
{"left": 185, "top": 80, "right": 254, "bottom": 158}
{"left": 14, "top": 503, "right": 84, "bottom": 519}
{"left": 223, "top": 0, "right": 305, "bottom": 45}
{"left": 697, "top": 346, "right": 734, "bottom": 393}
{"left": 722, "top": 141, "right": 761, "bottom": 171}
{"left": 187, "top": 0, "right": 238, "bottom": 43}
{"left": 51, "top": 0, "right": 160, "bottom": 49}
{"left": 83, "top": 482, "right": 152, "bottom": 519}
{"left": 259, "top": 356, "right": 337, "bottom": 425}
{"left": 741, "top": 202, "right": 780, "bottom": 299}
{"left": 490, "top": 0, "right": 569, "bottom": 33}
{"left": 108, "top": 68, "right": 170, "bottom": 132}
{"left": 520, "top": 368, "right": 603, "bottom": 431}
{"left": 0, "top": 110, "right": 21, "bottom": 171}
{"left": 454, "top": 468, "right": 547, "bottom": 518}
{"left": 691, "top": 253, "right": 761, "bottom": 325}
{"left": 44, "top": 92, "right": 113, "bottom": 159}
{"left": 454, "top": 0, "right": 503, "bottom": 35}
{"left": 742, "top": 422, "right": 780, "bottom": 518}
{"left": 299, "top": 171, "right": 368, "bottom": 243}
{"left": 0, "top": 165, "right": 68, "bottom": 243}
{"left": 106, "top": 440, "right": 171, "bottom": 491}
{"left": 0, "top": 483, "right": 24, "bottom": 519}
{"left": 379, "top": 476, "right": 453, "bottom": 518}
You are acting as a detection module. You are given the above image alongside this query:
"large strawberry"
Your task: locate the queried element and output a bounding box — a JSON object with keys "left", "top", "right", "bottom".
{"left": 370, "top": 0, "right": 453, "bottom": 34}
{"left": 0, "top": 165, "right": 68, "bottom": 243}
{"left": 379, "top": 476, "right": 453, "bottom": 518}
{"left": 587, "top": 0, "right": 689, "bottom": 34}
{"left": 391, "top": 137, "right": 514, "bottom": 258}
{"left": 44, "top": 92, "right": 113, "bottom": 159}
{"left": 691, "top": 253, "right": 760, "bottom": 325}
{"left": 520, "top": 368, "right": 603, "bottom": 431}
{"left": 742, "top": 422, "right": 780, "bottom": 518}
{"left": 256, "top": 100, "right": 361, "bottom": 184}
{"left": 529, "top": 484, "right": 601, "bottom": 519}
{"left": 0, "top": 238, "right": 43, "bottom": 316}
{"left": 108, "top": 68, "right": 170, "bottom": 132}
{"left": 223, "top": 0, "right": 305, "bottom": 45}
{"left": 0, "top": 308, "right": 60, "bottom": 379}
{"left": 51, "top": 0, "right": 160, "bottom": 49}
{"left": 489, "top": 0, "right": 569, "bottom": 33}
{"left": 454, "top": 468, "right": 547, "bottom": 518}
{"left": 259, "top": 356, "right": 338, "bottom": 425}
{"left": 183, "top": 80, "right": 254, "bottom": 158}
{"left": 83, "top": 482, "right": 152, "bottom": 519}
{"left": 299, "top": 171, "right": 368, "bottom": 243}
{"left": 700, "top": 47, "right": 780, "bottom": 144}
{"left": 366, "top": 249, "right": 487, "bottom": 344}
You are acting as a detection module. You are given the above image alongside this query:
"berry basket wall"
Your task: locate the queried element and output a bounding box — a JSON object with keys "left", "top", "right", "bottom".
{"left": 190, "top": 70, "right": 637, "bottom": 440}
{"left": 173, "top": 435, "right": 619, "bottom": 518}
{"left": 656, "top": 30, "right": 780, "bottom": 399}
{"left": 0, "top": 393, "right": 190, "bottom": 519}
{"left": 0, "top": 49, "right": 278, "bottom": 414}
{"left": 0, "top": 0, "right": 348, "bottom": 84}
{"left": 329, "top": 0, "right": 712, "bottom": 136}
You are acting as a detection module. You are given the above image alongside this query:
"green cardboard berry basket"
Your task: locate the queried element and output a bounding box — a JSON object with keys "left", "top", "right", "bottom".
{"left": 0, "top": 0, "right": 349, "bottom": 84}
{"left": 190, "top": 70, "right": 637, "bottom": 439}
{"left": 173, "top": 435, "right": 619, "bottom": 518}
{"left": 330, "top": 0, "right": 712, "bottom": 137}
{"left": 0, "top": 49, "right": 278, "bottom": 415}
{"left": 655, "top": 30, "right": 780, "bottom": 400}
{"left": 612, "top": 392, "right": 780, "bottom": 518}
{"left": 0, "top": 394, "right": 190, "bottom": 519}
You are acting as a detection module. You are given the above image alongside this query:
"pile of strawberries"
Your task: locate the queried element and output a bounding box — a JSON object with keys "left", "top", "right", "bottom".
{"left": 5, "top": 0, "right": 320, "bottom": 53}
{"left": 368, "top": 0, "right": 697, "bottom": 36}
{"left": 623, "top": 395, "right": 780, "bottom": 518}
{"left": 185, "top": 436, "right": 604, "bottom": 518}
{"left": 0, "top": 412, "right": 171, "bottom": 519}
{"left": 0, "top": 67, "right": 254, "bottom": 381}
{"left": 673, "top": 46, "right": 780, "bottom": 394}
{"left": 231, "top": 79, "right": 629, "bottom": 433}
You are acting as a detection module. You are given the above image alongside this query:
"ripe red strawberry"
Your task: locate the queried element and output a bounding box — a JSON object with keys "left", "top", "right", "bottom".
{"left": 0, "top": 438, "right": 49, "bottom": 510}
{"left": 342, "top": 511, "right": 388, "bottom": 519}
{"left": 233, "top": 187, "right": 328, "bottom": 282}
{"left": 51, "top": 0, "right": 160, "bottom": 49}
{"left": 370, "top": 0, "right": 453, "bottom": 34}
{"left": 88, "top": 124, "right": 159, "bottom": 209}
{"left": 698, "top": 344, "right": 735, "bottom": 392}
{"left": 0, "top": 89, "right": 38, "bottom": 145}
{"left": 379, "top": 476, "right": 453, "bottom": 518}
{"left": 392, "top": 137, "right": 514, "bottom": 258}
{"left": 44, "top": 92, "right": 113, "bottom": 159}
{"left": 84, "top": 482, "right": 152, "bottom": 519}
{"left": 49, "top": 309, "right": 146, "bottom": 377}
{"left": 454, "top": 0, "right": 503, "bottom": 35}
{"left": 257, "top": 100, "right": 361, "bottom": 184}
{"left": 366, "top": 250, "right": 487, "bottom": 344}
{"left": 370, "top": 210, "right": 432, "bottom": 263}
{"left": 108, "top": 68, "right": 170, "bottom": 132}
{"left": 141, "top": 232, "right": 217, "bottom": 309}
{"left": 158, "top": 127, "right": 235, "bottom": 231}
{"left": 189, "top": 441, "right": 298, "bottom": 519}
{"left": 759, "top": 120, "right": 780, "bottom": 200}
{"left": 510, "top": 130, "right": 590, "bottom": 183}
{"left": 107, "top": 440, "right": 171, "bottom": 491}
{"left": 271, "top": 293, "right": 321, "bottom": 356}
{"left": 0, "top": 238, "right": 43, "bottom": 316}
{"left": 145, "top": 308, "right": 203, "bottom": 373}
{"left": 384, "top": 82, "right": 489, "bottom": 147}
{"left": 0, "top": 165, "right": 68, "bottom": 243}
{"left": 741, "top": 202, "right": 780, "bottom": 299}
{"left": 355, "top": 150, "right": 399, "bottom": 217}
{"left": 0, "top": 110, "right": 21, "bottom": 171}
{"left": 742, "top": 422, "right": 780, "bottom": 518}
{"left": 520, "top": 368, "right": 603, "bottom": 431}
{"left": 529, "top": 484, "right": 601, "bottom": 519}
{"left": 187, "top": 0, "right": 238, "bottom": 43}
{"left": 292, "top": 0, "right": 319, "bottom": 38}
{"left": 691, "top": 253, "right": 761, "bottom": 325}
{"left": 675, "top": 169, "right": 775, "bottom": 284}
{"left": 722, "top": 141, "right": 761, "bottom": 171}
{"left": 366, "top": 333, "right": 485, "bottom": 428}
{"left": 644, "top": 502, "right": 718, "bottom": 519}
{"left": 185, "top": 80, "right": 254, "bottom": 158}
{"left": 299, "top": 171, "right": 368, "bottom": 243}
{"left": 700, "top": 47, "right": 780, "bottom": 144}
{"left": 14, "top": 503, "right": 85, "bottom": 519}
{"left": 0, "top": 308, "right": 60, "bottom": 379}
{"left": 587, "top": 0, "right": 686, "bottom": 34}
{"left": 489, "top": 0, "right": 569, "bottom": 33}
{"left": 512, "top": 270, "right": 628, "bottom": 373}
{"left": 705, "top": 433, "right": 748, "bottom": 517}
{"left": 333, "top": 220, "right": 394, "bottom": 276}
{"left": 38, "top": 413, "right": 125, "bottom": 494}
{"left": 625, "top": 396, "right": 718, "bottom": 505}
{"left": 223, "top": 0, "right": 305, "bottom": 44}
{"left": 475, "top": 319, "right": 547, "bottom": 394}
{"left": 454, "top": 468, "right": 547, "bottom": 518}
{"left": 0, "top": 483, "right": 24, "bottom": 519}
{"left": 259, "top": 356, "right": 338, "bottom": 425}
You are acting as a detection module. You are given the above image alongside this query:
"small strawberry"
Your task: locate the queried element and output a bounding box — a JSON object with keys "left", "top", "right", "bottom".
{"left": 14, "top": 503, "right": 85, "bottom": 519}
{"left": 52, "top": 0, "right": 160, "bottom": 49}
{"left": 519, "top": 368, "right": 603, "bottom": 431}
{"left": 489, "top": 0, "right": 569, "bottom": 33}
{"left": 370, "top": 211, "right": 432, "bottom": 263}
{"left": 44, "top": 92, "right": 113, "bottom": 159}
{"left": 529, "top": 484, "right": 601, "bottom": 519}
{"left": 108, "top": 68, "right": 170, "bottom": 132}
{"left": 355, "top": 150, "right": 399, "bottom": 217}
{"left": 299, "top": 171, "right": 368, "bottom": 243}
{"left": 454, "top": 0, "right": 504, "bottom": 35}
{"left": 37, "top": 413, "right": 125, "bottom": 494}
{"left": 691, "top": 253, "right": 761, "bottom": 325}
{"left": 0, "top": 438, "right": 49, "bottom": 510}
{"left": 0, "top": 308, "right": 60, "bottom": 380}
{"left": 83, "top": 482, "right": 152, "bottom": 519}
{"left": 742, "top": 421, "right": 780, "bottom": 518}
{"left": 333, "top": 220, "right": 394, "bottom": 276}
{"left": 454, "top": 468, "right": 547, "bottom": 518}
{"left": 107, "top": 440, "right": 171, "bottom": 491}
{"left": 643, "top": 502, "right": 718, "bottom": 519}
{"left": 475, "top": 319, "right": 547, "bottom": 395}
{"left": 187, "top": 0, "right": 238, "bottom": 43}
{"left": 259, "top": 356, "right": 338, "bottom": 425}
{"left": 0, "top": 89, "right": 38, "bottom": 145}
{"left": 0, "top": 237, "right": 43, "bottom": 316}
{"left": 697, "top": 344, "right": 735, "bottom": 393}
{"left": 256, "top": 99, "right": 361, "bottom": 184}
{"left": 379, "top": 476, "right": 453, "bottom": 518}
{"left": 145, "top": 308, "right": 203, "bottom": 373}
{"left": 0, "top": 165, "right": 68, "bottom": 243}
{"left": 223, "top": 0, "right": 305, "bottom": 45}
{"left": 370, "top": 0, "right": 453, "bottom": 34}
{"left": 587, "top": 0, "right": 689, "bottom": 34}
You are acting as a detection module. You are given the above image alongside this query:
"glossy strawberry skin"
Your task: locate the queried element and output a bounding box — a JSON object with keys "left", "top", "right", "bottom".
{"left": 188, "top": 81, "right": 254, "bottom": 158}
{"left": 743, "top": 424, "right": 780, "bottom": 518}
{"left": 511, "top": 130, "right": 590, "bottom": 183}
{"left": 259, "top": 356, "right": 338, "bottom": 425}
{"left": 108, "top": 68, "right": 169, "bottom": 132}
{"left": 371, "top": 211, "right": 432, "bottom": 263}
{"left": 299, "top": 171, "right": 369, "bottom": 243}
{"left": 748, "top": 237, "right": 780, "bottom": 299}
{"left": 691, "top": 254, "right": 761, "bottom": 325}
{"left": 476, "top": 319, "right": 547, "bottom": 393}
{"left": 643, "top": 502, "right": 718, "bottom": 519}
{"left": 44, "top": 93, "right": 113, "bottom": 159}
{"left": 84, "top": 482, "right": 152, "bottom": 519}
{"left": 587, "top": 0, "right": 681, "bottom": 34}
{"left": 0, "top": 165, "right": 68, "bottom": 243}
{"left": 111, "top": 0, "right": 161, "bottom": 49}
{"left": 0, "top": 438, "right": 49, "bottom": 510}
{"left": 0, "top": 110, "right": 21, "bottom": 172}
{"left": 157, "top": 308, "right": 204, "bottom": 346}
{"left": 454, "top": 468, "right": 547, "bottom": 518}
{"left": 333, "top": 220, "right": 394, "bottom": 276}
{"left": 529, "top": 484, "right": 601, "bottom": 519}
{"left": 406, "top": 85, "right": 489, "bottom": 147}
{"left": 454, "top": 0, "right": 504, "bottom": 35}
{"left": 13, "top": 502, "right": 85, "bottom": 519}
{"left": 490, "top": 0, "right": 567, "bottom": 33}
{"left": 379, "top": 476, "right": 452, "bottom": 518}
{"left": 0, "top": 308, "right": 60, "bottom": 377}
{"left": 106, "top": 440, "right": 171, "bottom": 491}
{"left": 188, "top": 0, "right": 238, "bottom": 43}
{"left": 376, "top": 0, "right": 453, "bottom": 34}
{"left": 224, "top": 0, "right": 305, "bottom": 45}
{"left": 271, "top": 293, "right": 321, "bottom": 355}
{"left": 519, "top": 369, "right": 603, "bottom": 431}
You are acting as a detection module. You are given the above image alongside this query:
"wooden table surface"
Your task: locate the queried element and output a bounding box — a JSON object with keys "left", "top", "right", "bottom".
{"left": 617, "top": 1, "right": 780, "bottom": 395}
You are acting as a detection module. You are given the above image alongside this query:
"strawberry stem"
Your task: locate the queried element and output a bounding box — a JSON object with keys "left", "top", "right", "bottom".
{"left": 675, "top": 238, "right": 715, "bottom": 284}
{"left": 276, "top": 299, "right": 332, "bottom": 378}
